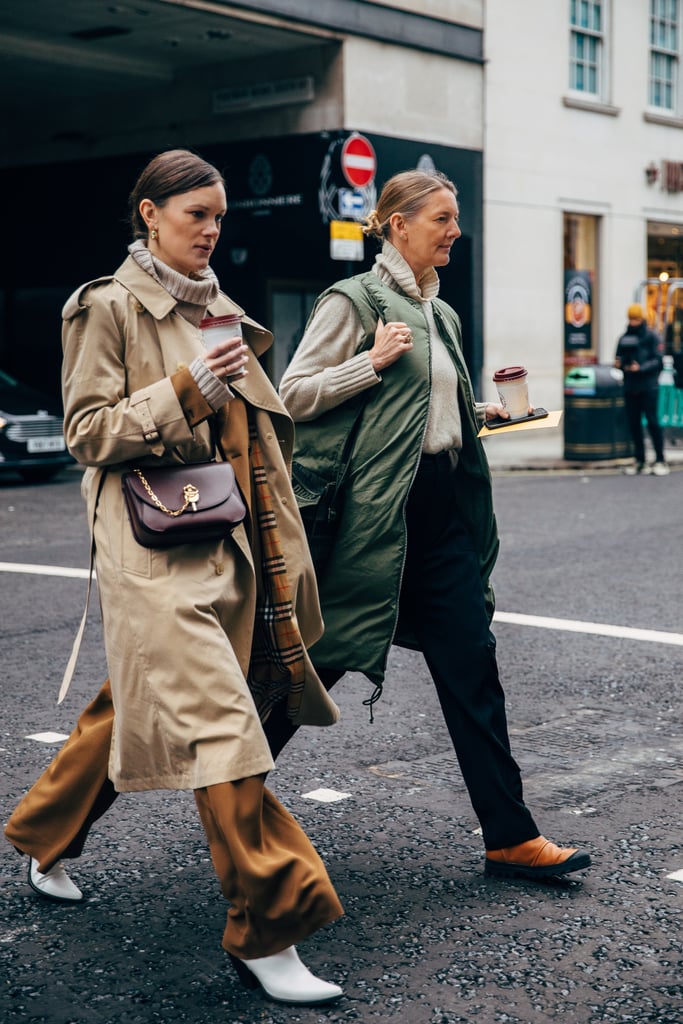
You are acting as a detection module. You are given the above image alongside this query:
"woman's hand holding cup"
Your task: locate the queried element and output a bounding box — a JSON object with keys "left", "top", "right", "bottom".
{"left": 204, "top": 335, "right": 249, "bottom": 381}
{"left": 200, "top": 314, "right": 248, "bottom": 381}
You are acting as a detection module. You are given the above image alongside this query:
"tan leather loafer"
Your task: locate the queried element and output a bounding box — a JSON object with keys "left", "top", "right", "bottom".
{"left": 485, "top": 835, "right": 591, "bottom": 879}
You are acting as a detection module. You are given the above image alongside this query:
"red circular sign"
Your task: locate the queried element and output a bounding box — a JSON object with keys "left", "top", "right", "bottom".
{"left": 341, "top": 134, "right": 377, "bottom": 188}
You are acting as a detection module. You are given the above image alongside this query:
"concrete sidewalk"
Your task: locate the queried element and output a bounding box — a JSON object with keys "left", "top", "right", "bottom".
{"left": 482, "top": 422, "right": 683, "bottom": 472}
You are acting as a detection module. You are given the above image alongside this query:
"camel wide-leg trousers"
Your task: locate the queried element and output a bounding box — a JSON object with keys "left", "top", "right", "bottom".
{"left": 5, "top": 681, "right": 118, "bottom": 873}
{"left": 5, "top": 682, "right": 343, "bottom": 958}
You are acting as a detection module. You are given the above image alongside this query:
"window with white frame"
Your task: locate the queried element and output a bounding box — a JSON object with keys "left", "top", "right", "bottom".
{"left": 649, "top": 0, "right": 680, "bottom": 112}
{"left": 569, "top": 0, "right": 605, "bottom": 97}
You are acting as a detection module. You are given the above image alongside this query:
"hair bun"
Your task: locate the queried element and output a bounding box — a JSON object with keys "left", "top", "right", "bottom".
{"left": 362, "top": 209, "right": 384, "bottom": 238}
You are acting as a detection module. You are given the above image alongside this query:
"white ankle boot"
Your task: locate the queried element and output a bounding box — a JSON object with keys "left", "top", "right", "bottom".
{"left": 28, "top": 857, "right": 83, "bottom": 902}
{"left": 229, "top": 945, "right": 342, "bottom": 1004}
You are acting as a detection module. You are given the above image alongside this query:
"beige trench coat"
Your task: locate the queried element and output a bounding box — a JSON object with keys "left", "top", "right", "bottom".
{"left": 61, "top": 257, "right": 339, "bottom": 793}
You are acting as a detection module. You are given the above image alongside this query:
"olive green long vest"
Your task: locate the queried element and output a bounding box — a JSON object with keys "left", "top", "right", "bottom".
{"left": 291, "top": 272, "right": 499, "bottom": 688}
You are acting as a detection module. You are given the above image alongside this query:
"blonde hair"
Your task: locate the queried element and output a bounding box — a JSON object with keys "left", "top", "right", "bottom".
{"left": 362, "top": 169, "right": 457, "bottom": 240}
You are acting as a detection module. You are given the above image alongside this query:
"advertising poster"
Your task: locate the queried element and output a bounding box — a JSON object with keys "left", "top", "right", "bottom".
{"left": 564, "top": 270, "right": 595, "bottom": 365}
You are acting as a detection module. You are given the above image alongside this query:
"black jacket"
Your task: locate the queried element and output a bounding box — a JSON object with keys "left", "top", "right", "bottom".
{"left": 615, "top": 321, "right": 662, "bottom": 393}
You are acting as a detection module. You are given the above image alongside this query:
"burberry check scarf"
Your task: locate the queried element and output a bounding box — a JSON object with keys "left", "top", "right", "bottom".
{"left": 247, "top": 415, "right": 306, "bottom": 722}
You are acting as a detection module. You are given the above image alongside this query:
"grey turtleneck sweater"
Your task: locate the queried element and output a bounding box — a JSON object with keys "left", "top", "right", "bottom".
{"left": 128, "top": 240, "right": 232, "bottom": 411}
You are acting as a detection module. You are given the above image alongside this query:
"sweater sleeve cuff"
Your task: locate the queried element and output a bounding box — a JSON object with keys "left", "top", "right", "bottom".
{"left": 474, "top": 402, "right": 488, "bottom": 429}
{"left": 188, "top": 357, "right": 234, "bottom": 411}
{"left": 325, "top": 351, "right": 381, "bottom": 402}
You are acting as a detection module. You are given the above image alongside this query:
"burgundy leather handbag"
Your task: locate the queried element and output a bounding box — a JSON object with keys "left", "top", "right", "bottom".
{"left": 121, "top": 461, "right": 246, "bottom": 548}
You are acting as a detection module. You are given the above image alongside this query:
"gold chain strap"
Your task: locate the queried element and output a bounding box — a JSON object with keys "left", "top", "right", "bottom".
{"left": 133, "top": 469, "right": 200, "bottom": 516}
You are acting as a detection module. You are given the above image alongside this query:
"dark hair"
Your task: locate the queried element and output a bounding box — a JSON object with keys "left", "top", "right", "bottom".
{"left": 363, "top": 169, "right": 457, "bottom": 240}
{"left": 128, "top": 149, "right": 225, "bottom": 239}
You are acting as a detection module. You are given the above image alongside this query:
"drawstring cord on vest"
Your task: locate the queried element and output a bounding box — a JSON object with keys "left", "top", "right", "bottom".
{"left": 362, "top": 683, "right": 383, "bottom": 723}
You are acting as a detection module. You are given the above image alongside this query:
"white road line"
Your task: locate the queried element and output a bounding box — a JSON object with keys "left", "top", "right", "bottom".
{"left": 0, "top": 561, "right": 91, "bottom": 579}
{"left": 302, "top": 788, "right": 352, "bottom": 803}
{"left": 495, "top": 611, "right": 683, "bottom": 647}
{"left": 25, "top": 732, "right": 70, "bottom": 743}
{"left": 1, "top": 562, "right": 681, "bottom": 647}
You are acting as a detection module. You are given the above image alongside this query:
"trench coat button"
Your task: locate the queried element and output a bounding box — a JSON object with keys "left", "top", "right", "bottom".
{"left": 280, "top": 497, "right": 288, "bottom": 505}
{"left": 266, "top": 432, "right": 274, "bottom": 440}
{"left": 176, "top": 361, "right": 187, "bottom": 370}
{"left": 215, "top": 562, "right": 225, "bottom": 575}
{"left": 134, "top": 300, "right": 145, "bottom": 314}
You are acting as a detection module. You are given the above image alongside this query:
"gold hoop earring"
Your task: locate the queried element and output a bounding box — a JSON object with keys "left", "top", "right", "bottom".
{"left": 150, "top": 228, "right": 158, "bottom": 241}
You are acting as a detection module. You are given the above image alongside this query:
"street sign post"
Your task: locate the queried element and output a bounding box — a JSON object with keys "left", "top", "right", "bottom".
{"left": 330, "top": 219, "right": 364, "bottom": 261}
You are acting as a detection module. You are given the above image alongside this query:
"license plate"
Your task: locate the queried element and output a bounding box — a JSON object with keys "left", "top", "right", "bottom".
{"left": 27, "top": 436, "right": 66, "bottom": 453}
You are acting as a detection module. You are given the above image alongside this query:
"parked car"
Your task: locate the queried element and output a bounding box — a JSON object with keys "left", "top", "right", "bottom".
{"left": 0, "top": 369, "right": 74, "bottom": 483}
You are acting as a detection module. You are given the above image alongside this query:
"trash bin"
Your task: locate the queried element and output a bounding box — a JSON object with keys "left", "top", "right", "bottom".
{"left": 564, "top": 365, "right": 632, "bottom": 461}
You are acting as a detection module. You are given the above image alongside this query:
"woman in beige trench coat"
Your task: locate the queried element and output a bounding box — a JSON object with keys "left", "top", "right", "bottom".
{"left": 7, "top": 149, "right": 343, "bottom": 1006}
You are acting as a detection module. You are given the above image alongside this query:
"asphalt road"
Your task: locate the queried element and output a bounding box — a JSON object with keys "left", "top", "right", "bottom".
{"left": 1, "top": 464, "right": 682, "bottom": 1024}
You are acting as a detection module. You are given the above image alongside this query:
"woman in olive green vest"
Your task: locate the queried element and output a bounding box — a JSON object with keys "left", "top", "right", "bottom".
{"left": 277, "top": 169, "right": 591, "bottom": 882}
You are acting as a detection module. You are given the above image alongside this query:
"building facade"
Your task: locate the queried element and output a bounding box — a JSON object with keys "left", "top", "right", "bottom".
{"left": 483, "top": 0, "right": 683, "bottom": 454}
{"left": 3, "top": 1, "right": 682, "bottom": 462}
{"left": 0, "top": 1, "right": 485, "bottom": 396}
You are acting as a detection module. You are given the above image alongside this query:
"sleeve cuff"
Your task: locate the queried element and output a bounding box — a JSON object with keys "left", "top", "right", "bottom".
{"left": 189, "top": 357, "right": 233, "bottom": 411}
{"left": 474, "top": 402, "right": 488, "bottom": 428}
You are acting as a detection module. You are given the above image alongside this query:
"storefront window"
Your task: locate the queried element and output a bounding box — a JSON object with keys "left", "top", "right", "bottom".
{"left": 563, "top": 212, "right": 599, "bottom": 366}
{"left": 645, "top": 220, "right": 683, "bottom": 340}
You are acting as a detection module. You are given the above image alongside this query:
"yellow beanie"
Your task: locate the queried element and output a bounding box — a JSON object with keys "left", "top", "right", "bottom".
{"left": 627, "top": 303, "right": 644, "bottom": 320}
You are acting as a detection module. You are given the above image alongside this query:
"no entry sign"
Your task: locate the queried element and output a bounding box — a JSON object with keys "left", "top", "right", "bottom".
{"left": 341, "top": 134, "right": 377, "bottom": 188}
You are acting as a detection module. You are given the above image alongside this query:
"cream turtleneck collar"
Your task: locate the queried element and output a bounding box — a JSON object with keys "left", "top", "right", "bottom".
{"left": 373, "top": 240, "right": 440, "bottom": 302}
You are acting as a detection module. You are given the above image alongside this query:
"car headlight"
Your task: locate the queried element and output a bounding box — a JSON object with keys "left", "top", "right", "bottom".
{"left": 0, "top": 417, "right": 6, "bottom": 430}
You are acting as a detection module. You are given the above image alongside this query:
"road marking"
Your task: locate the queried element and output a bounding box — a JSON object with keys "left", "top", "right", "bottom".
{"left": 494, "top": 611, "right": 683, "bottom": 647}
{"left": 302, "top": 788, "right": 352, "bottom": 803}
{"left": 25, "top": 732, "right": 70, "bottom": 743}
{"left": 1, "top": 563, "right": 681, "bottom": 647}
{"left": 666, "top": 869, "right": 683, "bottom": 883}
{"left": 0, "top": 561, "right": 91, "bottom": 579}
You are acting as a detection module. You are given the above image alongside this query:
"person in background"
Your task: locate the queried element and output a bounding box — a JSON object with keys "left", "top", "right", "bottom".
{"left": 615, "top": 303, "right": 669, "bottom": 476}
{"left": 276, "top": 168, "right": 592, "bottom": 882}
{"left": 5, "top": 149, "right": 343, "bottom": 1006}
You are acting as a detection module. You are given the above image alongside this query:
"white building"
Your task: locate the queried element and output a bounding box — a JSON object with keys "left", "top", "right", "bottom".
{"left": 483, "top": 0, "right": 683, "bottom": 456}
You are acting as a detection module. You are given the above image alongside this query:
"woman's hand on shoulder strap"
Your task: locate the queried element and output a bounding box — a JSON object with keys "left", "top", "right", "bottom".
{"left": 369, "top": 319, "right": 414, "bottom": 372}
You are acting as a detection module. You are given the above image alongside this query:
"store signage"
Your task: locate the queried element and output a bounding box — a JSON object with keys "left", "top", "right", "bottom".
{"left": 662, "top": 160, "right": 683, "bottom": 193}
{"left": 330, "top": 220, "right": 364, "bottom": 261}
{"left": 341, "top": 134, "right": 377, "bottom": 188}
{"left": 212, "top": 76, "right": 314, "bottom": 114}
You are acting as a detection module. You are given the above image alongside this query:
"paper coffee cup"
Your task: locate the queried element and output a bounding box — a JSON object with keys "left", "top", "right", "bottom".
{"left": 492, "top": 366, "right": 529, "bottom": 419}
{"left": 199, "top": 314, "right": 245, "bottom": 379}
{"left": 199, "top": 313, "right": 243, "bottom": 347}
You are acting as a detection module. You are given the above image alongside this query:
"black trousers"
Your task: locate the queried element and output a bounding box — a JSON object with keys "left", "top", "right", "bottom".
{"left": 267, "top": 453, "right": 540, "bottom": 850}
{"left": 396, "top": 452, "right": 539, "bottom": 849}
{"left": 624, "top": 388, "right": 664, "bottom": 464}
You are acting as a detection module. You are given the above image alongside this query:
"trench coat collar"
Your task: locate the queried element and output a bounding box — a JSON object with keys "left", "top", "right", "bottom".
{"left": 113, "top": 256, "right": 274, "bottom": 359}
